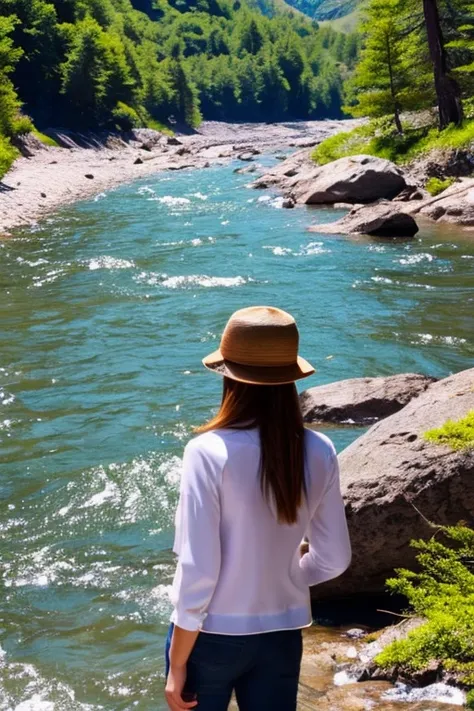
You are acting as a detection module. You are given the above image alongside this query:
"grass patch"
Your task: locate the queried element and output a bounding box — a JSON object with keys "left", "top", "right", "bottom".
{"left": 374, "top": 525, "right": 474, "bottom": 687}
{"left": 425, "top": 177, "right": 455, "bottom": 196}
{"left": 467, "top": 689, "right": 474, "bottom": 709}
{"left": 0, "top": 135, "right": 19, "bottom": 179}
{"left": 319, "top": 8, "right": 360, "bottom": 33}
{"left": 147, "top": 119, "right": 174, "bottom": 136}
{"left": 32, "top": 129, "right": 60, "bottom": 147}
{"left": 424, "top": 411, "right": 474, "bottom": 450}
{"left": 312, "top": 118, "right": 474, "bottom": 166}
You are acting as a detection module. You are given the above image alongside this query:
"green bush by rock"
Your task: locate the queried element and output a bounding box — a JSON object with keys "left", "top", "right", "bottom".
{"left": 375, "top": 524, "right": 474, "bottom": 687}
{"left": 425, "top": 177, "right": 455, "bottom": 197}
{"left": 424, "top": 411, "right": 474, "bottom": 451}
{"left": 0, "top": 135, "right": 18, "bottom": 178}
{"left": 312, "top": 119, "right": 474, "bottom": 167}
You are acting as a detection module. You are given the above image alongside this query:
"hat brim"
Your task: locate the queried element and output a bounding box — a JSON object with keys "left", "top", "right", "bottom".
{"left": 202, "top": 349, "right": 315, "bottom": 385}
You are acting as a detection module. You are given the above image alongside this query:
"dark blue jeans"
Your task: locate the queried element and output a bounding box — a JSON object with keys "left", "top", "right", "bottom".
{"left": 165, "top": 624, "right": 302, "bottom": 710}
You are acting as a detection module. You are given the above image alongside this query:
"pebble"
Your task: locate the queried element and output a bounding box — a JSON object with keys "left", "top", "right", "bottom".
{"left": 344, "top": 628, "right": 367, "bottom": 640}
{"left": 345, "top": 646, "right": 358, "bottom": 659}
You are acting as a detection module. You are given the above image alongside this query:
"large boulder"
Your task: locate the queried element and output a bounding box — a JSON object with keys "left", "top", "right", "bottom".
{"left": 313, "top": 367, "right": 474, "bottom": 600}
{"left": 300, "top": 374, "right": 436, "bottom": 425}
{"left": 293, "top": 155, "right": 407, "bottom": 204}
{"left": 406, "top": 177, "right": 474, "bottom": 227}
{"left": 309, "top": 202, "right": 419, "bottom": 237}
{"left": 253, "top": 154, "right": 408, "bottom": 205}
{"left": 252, "top": 149, "right": 314, "bottom": 190}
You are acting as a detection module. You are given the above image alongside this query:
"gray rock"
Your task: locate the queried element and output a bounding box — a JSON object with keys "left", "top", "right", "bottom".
{"left": 344, "top": 628, "right": 367, "bottom": 640}
{"left": 310, "top": 202, "right": 419, "bottom": 238}
{"left": 233, "top": 145, "right": 260, "bottom": 155}
{"left": 300, "top": 374, "right": 435, "bottom": 425}
{"left": 413, "top": 180, "right": 474, "bottom": 226}
{"left": 175, "top": 146, "right": 190, "bottom": 156}
{"left": 128, "top": 128, "right": 162, "bottom": 151}
{"left": 333, "top": 202, "right": 354, "bottom": 210}
{"left": 13, "top": 132, "right": 46, "bottom": 157}
{"left": 253, "top": 153, "right": 408, "bottom": 205}
{"left": 233, "top": 165, "right": 257, "bottom": 175}
{"left": 292, "top": 155, "right": 407, "bottom": 204}
{"left": 238, "top": 152, "right": 256, "bottom": 162}
{"left": 200, "top": 145, "right": 234, "bottom": 159}
{"left": 313, "top": 367, "right": 474, "bottom": 600}
{"left": 281, "top": 197, "right": 295, "bottom": 209}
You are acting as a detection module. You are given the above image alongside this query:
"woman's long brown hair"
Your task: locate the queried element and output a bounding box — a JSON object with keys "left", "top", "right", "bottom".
{"left": 196, "top": 377, "right": 305, "bottom": 525}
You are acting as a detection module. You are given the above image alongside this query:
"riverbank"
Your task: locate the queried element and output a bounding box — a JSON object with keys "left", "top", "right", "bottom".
{"left": 1, "top": 156, "right": 472, "bottom": 710}
{"left": 0, "top": 120, "right": 362, "bottom": 235}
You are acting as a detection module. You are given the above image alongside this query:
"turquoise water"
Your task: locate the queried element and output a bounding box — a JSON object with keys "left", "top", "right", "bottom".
{"left": 0, "top": 157, "right": 473, "bottom": 709}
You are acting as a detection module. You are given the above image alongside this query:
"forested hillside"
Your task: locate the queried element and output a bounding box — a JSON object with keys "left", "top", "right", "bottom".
{"left": 280, "top": 0, "right": 357, "bottom": 21}
{"left": 314, "top": 0, "right": 474, "bottom": 168}
{"left": 0, "top": 0, "right": 358, "bottom": 137}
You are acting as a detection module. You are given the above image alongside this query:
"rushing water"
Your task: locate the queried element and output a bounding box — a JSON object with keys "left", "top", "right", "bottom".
{"left": 0, "top": 155, "right": 473, "bottom": 710}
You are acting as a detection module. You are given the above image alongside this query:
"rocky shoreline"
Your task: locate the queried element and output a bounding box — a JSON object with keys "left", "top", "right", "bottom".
{"left": 297, "top": 367, "right": 473, "bottom": 708}
{"left": 0, "top": 119, "right": 362, "bottom": 235}
{"left": 300, "top": 367, "right": 474, "bottom": 600}
{"left": 252, "top": 149, "right": 474, "bottom": 235}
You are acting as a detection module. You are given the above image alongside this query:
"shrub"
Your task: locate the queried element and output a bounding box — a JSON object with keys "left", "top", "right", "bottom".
{"left": 111, "top": 102, "right": 142, "bottom": 131}
{"left": 32, "top": 129, "right": 60, "bottom": 147}
{"left": 424, "top": 411, "right": 474, "bottom": 450}
{"left": 312, "top": 118, "right": 474, "bottom": 166}
{"left": 375, "top": 525, "right": 474, "bottom": 687}
{"left": 11, "top": 114, "right": 33, "bottom": 136}
{"left": 467, "top": 689, "right": 474, "bottom": 709}
{"left": 147, "top": 118, "right": 174, "bottom": 136}
{"left": 0, "top": 135, "right": 19, "bottom": 179}
{"left": 425, "top": 177, "right": 456, "bottom": 196}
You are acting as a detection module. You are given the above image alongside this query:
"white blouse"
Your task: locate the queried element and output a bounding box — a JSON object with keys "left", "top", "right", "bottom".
{"left": 170, "top": 427, "right": 351, "bottom": 634}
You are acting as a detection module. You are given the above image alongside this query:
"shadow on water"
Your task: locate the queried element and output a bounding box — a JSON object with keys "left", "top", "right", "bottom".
{"left": 312, "top": 592, "right": 408, "bottom": 629}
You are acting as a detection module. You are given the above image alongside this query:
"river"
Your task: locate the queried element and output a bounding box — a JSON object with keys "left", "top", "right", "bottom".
{"left": 0, "top": 155, "right": 473, "bottom": 710}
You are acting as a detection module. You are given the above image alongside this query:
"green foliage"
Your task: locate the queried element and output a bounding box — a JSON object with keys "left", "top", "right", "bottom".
{"left": 467, "top": 689, "right": 474, "bottom": 709}
{"left": 345, "top": 0, "right": 433, "bottom": 131}
{"left": 0, "top": 0, "right": 352, "bottom": 136}
{"left": 147, "top": 118, "right": 174, "bottom": 135}
{"left": 425, "top": 177, "right": 455, "bottom": 196}
{"left": 32, "top": 129, "right": 59, "bottom": 146}
{"left": 111, "top": 101, "right": 142, "bottom": 130}
{"left": 375, "top": 525, "right": 474, "bottom": 687}
{"left": 424, "top": 411, "right": 474, "bottom": 450}
{"left": 313, "top": 118, "right": 474, "bottom": 165}
{"left": 0, "top": 14, "right": 26, "bottom": 139}
{"left": 0, "top": 134, "right": 18, "bottom": 179}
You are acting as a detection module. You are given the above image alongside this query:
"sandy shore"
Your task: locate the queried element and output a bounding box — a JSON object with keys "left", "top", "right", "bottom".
{"left": 0, "top": 120, "right": 362, "bottom": 235}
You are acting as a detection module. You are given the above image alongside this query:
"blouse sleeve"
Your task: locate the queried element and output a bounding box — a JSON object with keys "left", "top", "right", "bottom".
{"left": 299, "top": 447, "right": 351, "bottom": 587}
{"left": 170, "top": 440, "right": 222, "bottom": 631}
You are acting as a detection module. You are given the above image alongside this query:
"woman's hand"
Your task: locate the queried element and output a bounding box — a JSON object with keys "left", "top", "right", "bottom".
{"left": 165, "top": 665, "right": 197, "bottom": 711}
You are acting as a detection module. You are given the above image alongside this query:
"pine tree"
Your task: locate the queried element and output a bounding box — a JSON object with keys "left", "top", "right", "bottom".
{"left": 0, "top": 15, "right": 23, "bottom": 137}
{"left": 348, "top": 0, "right": 417, "bottom": 132}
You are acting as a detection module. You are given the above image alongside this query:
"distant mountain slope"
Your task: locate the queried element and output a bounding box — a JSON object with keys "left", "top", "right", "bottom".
{"left": 283, "top": 0, "right": 358, "bottom": 20}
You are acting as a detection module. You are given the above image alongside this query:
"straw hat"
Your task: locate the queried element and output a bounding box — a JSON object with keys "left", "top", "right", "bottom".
{"left": 202, "top": 306, "right": 315, "bottom": 385}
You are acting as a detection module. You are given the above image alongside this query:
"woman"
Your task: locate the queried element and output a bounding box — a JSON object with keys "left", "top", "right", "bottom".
{"left": 165, "top": 306, "right": 351, "bottom": 711}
